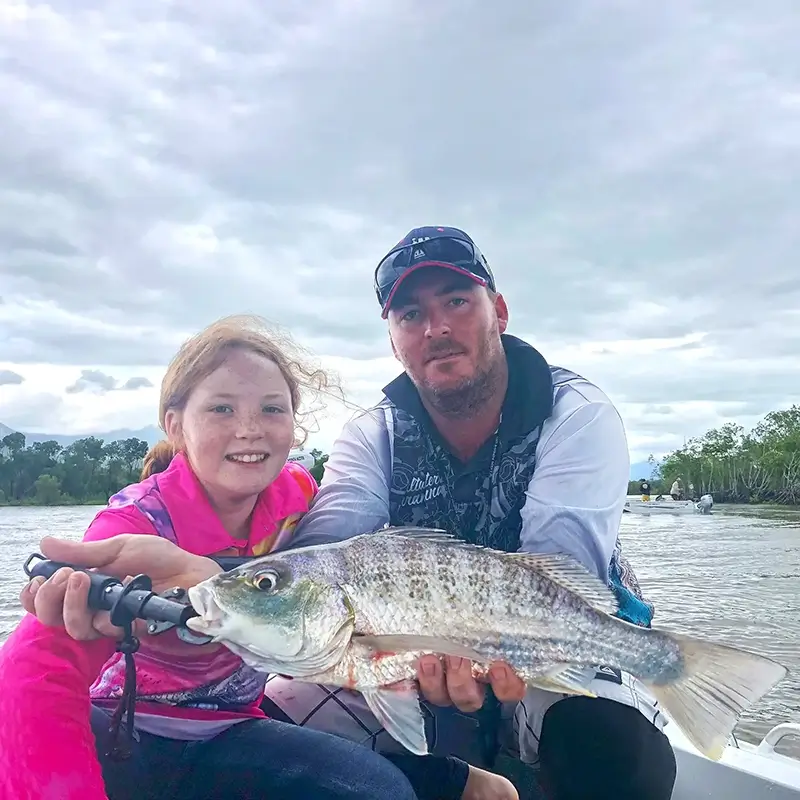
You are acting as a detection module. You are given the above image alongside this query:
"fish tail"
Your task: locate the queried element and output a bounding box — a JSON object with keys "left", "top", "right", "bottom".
{"left": 648, "top": 634, "right": 787, "bottom": 761}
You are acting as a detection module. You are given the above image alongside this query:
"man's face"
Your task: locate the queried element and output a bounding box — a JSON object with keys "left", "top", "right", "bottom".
{"left": 387, "top": 268, "right": 509, "bottom": 412}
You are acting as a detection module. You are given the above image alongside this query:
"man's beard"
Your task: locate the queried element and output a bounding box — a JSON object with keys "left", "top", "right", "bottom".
{"left": 420, "top": 347, "right": 506, "bottom": 419}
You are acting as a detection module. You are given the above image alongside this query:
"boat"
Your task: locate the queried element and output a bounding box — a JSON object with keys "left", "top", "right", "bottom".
{"left": 623, "top": 494, "right": 714, "bottom": 516}
{"left": 503, "top": 715, "right": 800, "bottom": 798}
{"left": 667, "top": 718, "right": 800, "bottom": 798}
{"left": 286, "top": 447, "right": 316, "bottom": 470}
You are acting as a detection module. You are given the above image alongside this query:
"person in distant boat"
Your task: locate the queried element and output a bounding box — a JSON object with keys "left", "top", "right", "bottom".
{"left": 670, "top": 479, "right": 683, "bottom": 500}
{"left": 260, "top": 226, "right": 676, "bottom": 800}
{"left": 639, "top": 478, "right": 651, "bottom": 501}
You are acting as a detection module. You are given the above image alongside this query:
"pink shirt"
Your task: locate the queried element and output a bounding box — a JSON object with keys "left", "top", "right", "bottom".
{"left": 0, "top": 453, "right": 318, "bottom": 800}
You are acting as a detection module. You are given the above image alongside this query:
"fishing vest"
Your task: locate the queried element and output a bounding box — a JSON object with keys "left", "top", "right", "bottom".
{"left": 384, "top": 360, "right": 654, "bottom": 628}
{"left": 387, "top": 406, "right": 542, "bottom": 553}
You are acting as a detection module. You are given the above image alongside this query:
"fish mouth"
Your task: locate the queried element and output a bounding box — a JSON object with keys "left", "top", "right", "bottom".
{"left": 186, "top": 583, "right": 228, "bottom": 636}
{"left": 185, "top": 582, "right": 307, "bottom": 663}
{"left": 185, "top": 579, "right": 320, "bottom": 659}
{"left": 185, "top": 580, "right": 354, "bottom": 677}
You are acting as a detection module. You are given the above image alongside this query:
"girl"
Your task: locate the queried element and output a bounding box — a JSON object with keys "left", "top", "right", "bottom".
{"left": 0, "top": 314, "right": 419, "bottom": 800}
{"left": 1, "top": 314, "right": 516, "bottom": 800}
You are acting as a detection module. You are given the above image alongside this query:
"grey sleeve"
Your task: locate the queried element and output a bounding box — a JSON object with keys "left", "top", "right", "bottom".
{"left": 518, "top": 397, "right": 630, "bottom": 580}
{"left": 282, "top": 407, "right": 393, "bottom": 550}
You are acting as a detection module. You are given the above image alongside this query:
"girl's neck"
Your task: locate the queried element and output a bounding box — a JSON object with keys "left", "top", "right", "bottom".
{"left": 208, "top": 493, "right": 259, "bottom": 541}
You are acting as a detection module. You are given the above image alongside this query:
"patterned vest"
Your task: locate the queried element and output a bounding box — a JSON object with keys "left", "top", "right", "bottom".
{"left": 388, "top": 406, "right": 542, "bottom": 553}
{"left": 385, "top": 369, "right": 654, "bottom": 628}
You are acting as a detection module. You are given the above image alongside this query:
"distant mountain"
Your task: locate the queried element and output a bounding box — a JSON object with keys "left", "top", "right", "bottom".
{"left": 1, "top": 423, "right": 163, "bottom": 448}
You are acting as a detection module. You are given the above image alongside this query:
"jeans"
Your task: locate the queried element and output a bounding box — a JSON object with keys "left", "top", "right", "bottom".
{"left": 260, "top": 694, "right": 471, "bottom": 800}
{"left": 91, "top": 706, "right": 419, "bottom": 800}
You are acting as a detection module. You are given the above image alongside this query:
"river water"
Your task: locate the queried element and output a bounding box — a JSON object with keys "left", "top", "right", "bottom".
{"left": 1, "top": 502, "right": 799, "bottom": 756}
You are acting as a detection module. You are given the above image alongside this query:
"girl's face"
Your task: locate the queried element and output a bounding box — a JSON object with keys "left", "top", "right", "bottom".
{"left": 165, "top": 348, "right": 295, "bottom": 507}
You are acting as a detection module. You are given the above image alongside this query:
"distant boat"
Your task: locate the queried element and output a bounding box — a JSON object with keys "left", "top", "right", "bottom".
{"left": 286, "top": 448, "right": 316, "bottom": 470}
{"left": 623, "top": 494, "right": 714, "bottom": 516}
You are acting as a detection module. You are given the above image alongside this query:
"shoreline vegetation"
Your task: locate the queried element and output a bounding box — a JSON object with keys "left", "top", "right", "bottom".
{"left": 0, "top": 432, "right": 329, "bottom": 507}
{"left": 3, "top": 405, "right": 798, "bottom": 508}
{"left": 627, "top": 406, "right": 800, "bottom": 507}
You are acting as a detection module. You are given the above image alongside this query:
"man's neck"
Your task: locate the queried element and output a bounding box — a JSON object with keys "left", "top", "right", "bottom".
{"left": 421, "top": 362, "right": 509, "bottom": 462}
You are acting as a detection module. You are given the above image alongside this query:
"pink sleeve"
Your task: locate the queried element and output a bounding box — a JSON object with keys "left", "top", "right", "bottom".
{"left": 0, "top": 616, "right": 116, "bottom": 799}
{"left": 0, "top": 504, "right": 157, "bottom": 799}
{"left": 83, "top": 503, "right": 159, "bottom": 542}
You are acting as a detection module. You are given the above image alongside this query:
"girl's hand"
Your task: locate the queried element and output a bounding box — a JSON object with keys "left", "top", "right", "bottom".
{"left": 21, "top": 568, "right": 123, "bottom": 640}
{"left": 19, "top": 534, "right": 222, "bottom": 642}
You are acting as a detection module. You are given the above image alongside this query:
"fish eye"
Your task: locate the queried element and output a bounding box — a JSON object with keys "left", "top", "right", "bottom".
{"left": 252, "top": 569, "right": 280, "bottom": 592}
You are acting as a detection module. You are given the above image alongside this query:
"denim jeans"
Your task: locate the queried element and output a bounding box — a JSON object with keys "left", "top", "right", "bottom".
{"left": 91, "top": 706, "right": 419, "bottom": 800}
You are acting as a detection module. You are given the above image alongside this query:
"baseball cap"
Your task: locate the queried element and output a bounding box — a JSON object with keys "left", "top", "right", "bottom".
{"left": 373, "top": 226, "right": 497, "bottom": 318}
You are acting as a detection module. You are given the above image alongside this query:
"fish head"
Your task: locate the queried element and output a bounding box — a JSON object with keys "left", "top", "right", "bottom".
{"left": 186, "top": 552, "right": 355, "bottom": 677}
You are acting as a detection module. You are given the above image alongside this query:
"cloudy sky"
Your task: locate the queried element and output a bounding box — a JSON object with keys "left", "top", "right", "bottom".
{"left": 2, "top": 0, "right": 799, "bottom": 466}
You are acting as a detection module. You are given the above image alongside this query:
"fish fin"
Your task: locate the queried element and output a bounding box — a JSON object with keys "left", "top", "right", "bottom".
{"left": 362, "top": 682, "right": 429, "bottom": 756}
{"left": 647, "top": 634, "right": 788, "bottom": 761}
{"left": 378, "top": 526, "right": 462, "bottom": 543}
{"left": 527, "top": 665, "right": 598, "bottom": 698}
{"left": 508, "top": 552, "right": 619, "bottom": 615}
{"left": 355, "top": 634, "right": 484, "bottom": 662}
{"left": 357, "top": 637, "right": 599, "bottom": 702}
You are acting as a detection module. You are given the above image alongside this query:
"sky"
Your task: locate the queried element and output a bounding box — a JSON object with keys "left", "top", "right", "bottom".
{"left": 2, "top": 0, "right": 800, "bottom": 467}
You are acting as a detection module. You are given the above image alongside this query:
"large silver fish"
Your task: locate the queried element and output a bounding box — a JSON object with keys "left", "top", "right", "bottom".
{"left": 186, "top": 527, "right": 788, "bottom": 760}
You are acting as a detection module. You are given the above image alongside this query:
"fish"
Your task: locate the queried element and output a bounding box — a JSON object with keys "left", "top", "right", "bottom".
{"left": 185, "top": 526, "right": 788, "bottom": 761}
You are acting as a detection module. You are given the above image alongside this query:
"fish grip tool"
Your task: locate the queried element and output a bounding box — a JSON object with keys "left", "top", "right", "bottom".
{"left": 23, "top": 553, "right": 217, "bottom": 760}
{"left": 21, "top": 553, "right": 257, "bottom": 638}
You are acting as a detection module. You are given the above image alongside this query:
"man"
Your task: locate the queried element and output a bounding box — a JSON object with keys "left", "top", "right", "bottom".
{"left": 639, "top": 478, "right": 651, "bottom": 501}
{"left": 261, "top": 226, "right": 677, "bottom": 799}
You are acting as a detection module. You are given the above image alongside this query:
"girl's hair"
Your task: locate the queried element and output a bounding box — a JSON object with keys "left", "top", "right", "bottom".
{"left": 141, "top": 314, "right": 341, "bottom": 479}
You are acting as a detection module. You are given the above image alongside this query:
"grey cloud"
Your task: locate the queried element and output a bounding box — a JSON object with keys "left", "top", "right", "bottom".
{"left": 620, "top": 401, "right": 777, "bottom": 461}
{"left": 65, "top": 369, "right": 155, "bottom": 394}
{"left": 642, "top": 405, "right": 673, "bottom": 416}
{"left": 66, "top": 370, "right": 119, "bottom": 394}
{"left": 1, "top": 0, "right": 799, "bottom": 446}
{"left": 608, "top": 361, "right": 799, "bottom": 406}
{"left": 0, "top": 370, "right": 24, "bottom": 386}
{"left": 121, "top": 376, "right": 154, "bottom": 390}
{"left": 666, "top": 341, "right": 706, "bottom": 353}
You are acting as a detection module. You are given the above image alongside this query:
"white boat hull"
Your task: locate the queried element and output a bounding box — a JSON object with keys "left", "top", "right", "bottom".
{"left": 623, "top": 495, "right": 713, "bottom": 516}
{"left": 667, "top": 721, "right": 800, "bottom": 798}
{"left": 624, "top": 500, "right": 697, "bottom": 516}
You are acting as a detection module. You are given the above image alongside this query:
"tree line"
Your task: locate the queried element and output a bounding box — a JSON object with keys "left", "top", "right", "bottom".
{"left": 8, "top": 403, "right": 796, "bottom": 508}
{"left": 628, "top": 405, "right": 800, "bottom": 505}
{"left": 0, "top": 432, "right": 331, "bottom": 506}
{"left": 0, "top": 432, "right": 150, "bottom": 505}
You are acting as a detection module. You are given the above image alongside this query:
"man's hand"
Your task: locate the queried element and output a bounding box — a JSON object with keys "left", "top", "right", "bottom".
{"left": 19, "top": 534, "right": 222, "bottom": 642}
{"left": 416, "top": 655, "right": 527, "bottom": 712}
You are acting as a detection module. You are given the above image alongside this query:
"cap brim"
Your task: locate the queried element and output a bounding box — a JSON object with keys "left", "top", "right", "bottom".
{"left": 380, "top": 261, "right": 488, "bottom": 318}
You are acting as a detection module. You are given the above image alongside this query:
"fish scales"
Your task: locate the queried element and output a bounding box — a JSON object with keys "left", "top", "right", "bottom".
{"left": 337, "top": 531, "right": 682, "bottom": 683}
